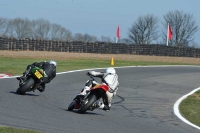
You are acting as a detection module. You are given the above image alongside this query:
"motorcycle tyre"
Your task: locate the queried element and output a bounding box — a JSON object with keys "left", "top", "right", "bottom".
{"left": 17, "top": 77, "right": 35, "bottom": 95}
{"left": 68, "top": 101, "right": 76, "bottom": 111}
{"left": 78, "top": 94, "right": 97, "bottom": 114}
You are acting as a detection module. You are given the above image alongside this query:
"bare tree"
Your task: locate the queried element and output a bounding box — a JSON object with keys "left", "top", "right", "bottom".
{"left": 50, "top": 23, "right": 73, "bottom": 41}
{"left": 119, "top": 38, "right": 131, "bottom": 44}
{"left": 162, "top": 10, "right": 198, "bottom": 47}
{"left": 100, "top": 36, "right": 112, "bottom": 42}
{"left": 61, "top": 28, "right": 73, "bottom": 41}
{"left": 0, "top": 18, "right": 11, "bottom": 37}
{"left": 74, "top": 33, "right": 98, "bottom": 42}
{"left": 9, "top": 18, "right": 31, "bottom": 39}
{"left": 74, "top": 33, "right": 84, "bottom": 41}
{"left": 88, "top": 35, "right": 98, "bottom": 42}
{"left": 29, "top": 20, "right": 37, "bottom": 38}
{"left": 82, "top": 33, "right": 98, "bottom": 42}
{"left": 83, "top": 33, "right": 92, "bottom": 42}
{"left": 30, "top": 18, "right": 51, "bottom": 39}
{"left": 50, "top": 23, "right": 60, "bottom": 40}
{"left": 128, "top": 14, "right": 159, "bottom": 44}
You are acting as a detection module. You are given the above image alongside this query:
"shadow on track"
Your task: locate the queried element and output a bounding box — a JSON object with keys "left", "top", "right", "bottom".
{"left": 9, "top": 91, "right": 39, "bottom": 96}
{"left": 59, "top": 108, "right": 104, "bottom": 116}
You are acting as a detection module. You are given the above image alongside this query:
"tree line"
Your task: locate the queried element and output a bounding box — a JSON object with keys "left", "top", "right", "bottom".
{"left": 0, "top": 10, "right": 198, "bottom": 47}
{"left": 128, "top": 10, "right": 198, "bottom": 47}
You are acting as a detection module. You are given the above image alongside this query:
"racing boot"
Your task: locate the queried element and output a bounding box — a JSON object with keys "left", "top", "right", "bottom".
{"left": 99, "top": 103, "right": 110, "bottom": 111}
{"left": 37, "top": 83, "right": 45, "bottom": 92}
{"left": 16, "top": 66, "right": 31, "bottom": 80}
{"left": 16, "top": 73, "right": 27, "bottom": 81}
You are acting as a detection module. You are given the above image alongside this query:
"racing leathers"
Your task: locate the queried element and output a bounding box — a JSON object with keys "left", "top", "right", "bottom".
{"left": 80, "top": 70, "right": 119, "bottom": 111}
{"left": 17, "top": 61, "right": 56, "bottom": 92}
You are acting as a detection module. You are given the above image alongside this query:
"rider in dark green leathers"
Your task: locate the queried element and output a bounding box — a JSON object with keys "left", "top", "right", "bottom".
{"left": 17, "top": 60, "right": 57, "bottom": 92}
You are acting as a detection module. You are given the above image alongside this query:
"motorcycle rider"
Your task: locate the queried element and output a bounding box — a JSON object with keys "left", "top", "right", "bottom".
{"left": 17, "top": 60, "right": 57, "bottom": 92}
{"left": 80, "top": 67, "right": 119, "bottom": 111}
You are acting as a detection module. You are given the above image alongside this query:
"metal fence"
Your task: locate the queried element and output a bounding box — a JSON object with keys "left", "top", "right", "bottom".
{"left": 1, "top": 37, "right": 200, "bottom": 57}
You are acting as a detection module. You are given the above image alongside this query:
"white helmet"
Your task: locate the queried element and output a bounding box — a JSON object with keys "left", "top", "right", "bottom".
{"left": 49, "top": 60, "right": 57, "bottom": 66}
{"left": 105, "top": 67, "right": 116, "bottom": 74}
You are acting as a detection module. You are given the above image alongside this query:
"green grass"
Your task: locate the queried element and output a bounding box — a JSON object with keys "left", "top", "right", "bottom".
{"left": 0, "top": 126, "right": 42, "bottom": 133}
{"left": 179, "top": 90, "right": 200, "bottom": 126}
{"left": 0, "top": 57, "right": 188, "bottom": 76}
{"left": 0, "top": 56, "right": 198, "bottom": 132}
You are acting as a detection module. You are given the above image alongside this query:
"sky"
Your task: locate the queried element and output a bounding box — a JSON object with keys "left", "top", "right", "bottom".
{"left": 1, "top": 0, "right": 200, "bottom": 44}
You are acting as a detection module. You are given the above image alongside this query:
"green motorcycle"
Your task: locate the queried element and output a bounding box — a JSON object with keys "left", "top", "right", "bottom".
{"left": 16, "top": 67, "right": 47, "bottom": 95}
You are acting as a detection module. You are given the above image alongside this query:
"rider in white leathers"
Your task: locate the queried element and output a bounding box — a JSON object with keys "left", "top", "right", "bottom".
{"left": 80, "top": 67, "right": 119, "bottom": 111}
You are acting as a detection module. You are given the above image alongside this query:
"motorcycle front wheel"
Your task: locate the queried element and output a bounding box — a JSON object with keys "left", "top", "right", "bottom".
{"left": 68, "top": 100, "right": 76, "bottom": 111}
{"left": 17, "top": 77, "right": 35, "bottom": 95}
{"left": 78, "top": 94, "right": 97, "bottom": 114}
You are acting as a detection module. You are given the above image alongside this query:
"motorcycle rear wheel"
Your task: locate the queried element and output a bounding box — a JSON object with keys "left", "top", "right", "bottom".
{"left": 17, "top": 77, "right": 35, "bottom": 95}
{"left": 78, "top": 94, "right": 97, "bottom": 114}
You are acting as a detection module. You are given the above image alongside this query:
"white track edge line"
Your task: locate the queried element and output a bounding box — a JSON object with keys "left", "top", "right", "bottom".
{"left": 1, "top": 65, "right": 199, "bottom": 78}
{"left": 173, "top": 87, "right": 200, "bottom": 130}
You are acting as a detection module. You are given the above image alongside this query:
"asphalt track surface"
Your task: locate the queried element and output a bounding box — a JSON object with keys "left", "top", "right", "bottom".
{"left": 0, "top": 66, "right": 200, "bottom": 133}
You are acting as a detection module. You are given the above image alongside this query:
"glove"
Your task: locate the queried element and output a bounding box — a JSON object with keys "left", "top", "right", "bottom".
{"left": 87, "top": 71, "right": 91, "bottom": 75}
{"left": 87, "top": 71, "right": 95, "bottom": 75}
{"left": 39, "top": 69, "right": 44, "bottom": 74}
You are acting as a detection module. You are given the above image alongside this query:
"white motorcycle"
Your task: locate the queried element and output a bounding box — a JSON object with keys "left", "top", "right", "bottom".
{"left": 68, "top": 74, "right": 109, "bottom": 114}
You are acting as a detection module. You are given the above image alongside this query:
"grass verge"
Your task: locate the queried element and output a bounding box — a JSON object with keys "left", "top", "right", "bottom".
{"left": 0, "top": 126, "right": 42, "bottom": 133}
{"left": 0, "top": 57, "right": 190, "bottom": 76}
{"left": 179, "top": 90, "right": 200, "bottom": 127}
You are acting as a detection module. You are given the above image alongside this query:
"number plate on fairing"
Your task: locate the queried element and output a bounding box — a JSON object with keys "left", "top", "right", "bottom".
{"left": 34, "top": 71, "right": 42, "bottom": 79}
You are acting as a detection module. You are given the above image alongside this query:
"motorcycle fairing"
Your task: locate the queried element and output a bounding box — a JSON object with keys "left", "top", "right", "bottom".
{"left": 90, "top": 84, "right": 109, "bottom": 92}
